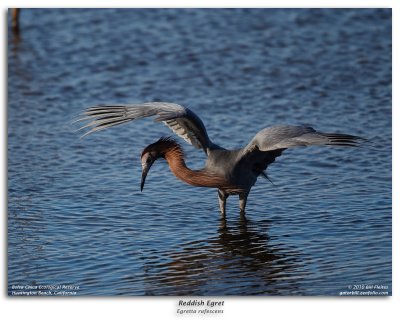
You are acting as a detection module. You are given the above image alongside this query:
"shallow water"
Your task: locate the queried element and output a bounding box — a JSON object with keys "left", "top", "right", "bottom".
{"left": 8, "top": 9, "right": 391, "bottom": 296}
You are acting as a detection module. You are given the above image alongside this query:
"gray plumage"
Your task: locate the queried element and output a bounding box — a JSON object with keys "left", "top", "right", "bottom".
{"left": 79, "top": 102, "right": 217, "bottom": 152}
{"left": 78, "top": 102, "right": 364, "bottom": 215}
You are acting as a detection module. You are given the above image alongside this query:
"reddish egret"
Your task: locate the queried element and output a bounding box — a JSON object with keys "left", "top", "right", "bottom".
{"left": 78, "top": 102, "right": 363, "bottom": 215}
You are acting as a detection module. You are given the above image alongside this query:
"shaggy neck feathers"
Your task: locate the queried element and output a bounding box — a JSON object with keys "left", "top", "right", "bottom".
{"left": 150, "top": 138, "right": 230, "bottom": 189}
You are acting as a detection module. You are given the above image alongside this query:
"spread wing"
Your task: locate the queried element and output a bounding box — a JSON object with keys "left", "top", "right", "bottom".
{"left": 240, "top": 125, "right": 364, "bottom": 173}
{"left": 77, "top": 102, "right": 215, "bottom": 153}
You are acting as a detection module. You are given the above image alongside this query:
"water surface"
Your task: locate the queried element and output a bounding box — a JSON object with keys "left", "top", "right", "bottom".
{"left": 8, "top": 9, "right": 391, "bottom": 295}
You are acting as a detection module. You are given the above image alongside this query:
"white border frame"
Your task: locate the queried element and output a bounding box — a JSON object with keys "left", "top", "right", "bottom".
{"left": 2, "top": 1, "right": 397, "bottom": 319}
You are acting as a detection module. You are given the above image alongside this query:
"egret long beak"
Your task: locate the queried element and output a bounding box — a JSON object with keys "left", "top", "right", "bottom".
{"left": 140, "top": 161, "right": 153, "bottom": 192}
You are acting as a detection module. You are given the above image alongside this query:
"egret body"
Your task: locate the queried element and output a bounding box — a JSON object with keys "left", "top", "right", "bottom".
{"left": 79, "top": 102, "right": 363, "bottom": 216}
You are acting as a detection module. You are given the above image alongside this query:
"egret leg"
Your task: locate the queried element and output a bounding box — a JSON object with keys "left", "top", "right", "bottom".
{"left": 239, "top": 192, "right": 249, "bottom": 215}
{"left": 218, "top": 189, "right": 228, "bottom": 217}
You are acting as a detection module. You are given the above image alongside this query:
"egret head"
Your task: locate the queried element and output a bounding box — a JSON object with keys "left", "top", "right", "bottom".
{"left": 140, "top": 148, "right": 159, "bottom": 192}
{"left": 140, "top": 137, "right": 179, "bottom": 191}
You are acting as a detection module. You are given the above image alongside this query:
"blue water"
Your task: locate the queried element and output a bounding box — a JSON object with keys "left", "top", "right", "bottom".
{"left": 8, "top": 9, "right": 391, "bottom": 296}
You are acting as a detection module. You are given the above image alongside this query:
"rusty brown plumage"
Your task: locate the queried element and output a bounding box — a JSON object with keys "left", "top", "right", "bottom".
{"left": 143, "top": 137, "right": 239, "bottom": 191}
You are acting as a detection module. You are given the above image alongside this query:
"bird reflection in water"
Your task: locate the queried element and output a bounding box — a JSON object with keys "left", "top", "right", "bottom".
{"left": 139, "top": 216, "right": 306, "bottom": 295}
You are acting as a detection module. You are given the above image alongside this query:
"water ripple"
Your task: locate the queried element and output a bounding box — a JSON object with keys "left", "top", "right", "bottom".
{"left": 8, "top": 8, "right": 391, "bottom": 296}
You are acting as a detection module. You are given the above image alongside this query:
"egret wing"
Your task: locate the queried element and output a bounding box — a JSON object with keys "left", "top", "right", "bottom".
{"left": 244, "top": 125, "right": 363, "bottom": 153}
{"left": 78, "top": 102, "right": 214, "bottom": 152}
{"left": 240, "top": 125, "right": 364, "bottom": 173}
